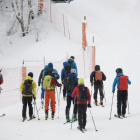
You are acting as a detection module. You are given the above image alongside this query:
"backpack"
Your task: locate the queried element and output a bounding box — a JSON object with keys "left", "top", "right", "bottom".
{"left": 65, "top": 77, "right": 75, "bottom": 93}
{"left": 78, "top": 87, "right": 88, "bottom": 102}
{"left": 118, "top": 75, "right": 128, "bottom": 90}
{"left": 95, "top": 71, "right": 102, "bottom": 81}
{"left": 64, "top": 65, "right": 71, "bottom": 77}
{"left": 23, "top": 80, "right": 33, "bottom": 95}
{"left": 0, "top": 74, "right": 3, "bottom": 84}
{"left": 43, "top": 75, "right": 54, "bottom": 90}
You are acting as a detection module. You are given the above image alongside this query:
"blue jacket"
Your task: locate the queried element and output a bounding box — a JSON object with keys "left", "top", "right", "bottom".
{"left": 68, "top": 58, "right": 78, "bottom": 76}
{"left": 112, "top": 73, "right": 131, "bottom": 93}
{"left": 67, "top": 73, "right": 78, "bottom": 96}
{"left": 61, "top": 61, "right": 69, "bottom": 81}
{"left": 38, "top": 65, "right": 48, "bottom": 86}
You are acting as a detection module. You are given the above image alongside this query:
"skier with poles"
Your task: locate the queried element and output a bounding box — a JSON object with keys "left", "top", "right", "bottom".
{"left": 65, "top": 68, "right": 78, "bottom": 122}
{"left": 90, "top": 65, "right": 106, "bottom": 106}
{"left": 38, "top": 65, "right": 48, "bottom": 108}
{"left": 112, "top": 68, "right": 131, "bottom": 118}
{"left": 71, "top": 78, "right": 91, "bottom": 132}
{"left": 43, "top": 69, "right": 62, "bottom": 120}
{"left": 20, "top": 72, "right": 37, "bottom": 122}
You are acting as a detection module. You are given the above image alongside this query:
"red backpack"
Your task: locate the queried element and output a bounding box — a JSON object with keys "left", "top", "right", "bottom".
{"left": 0, "top": 74, "right": 3, "bottom": 84}
{"left": 118, "top": 75, "right": 128, "bottom": 90}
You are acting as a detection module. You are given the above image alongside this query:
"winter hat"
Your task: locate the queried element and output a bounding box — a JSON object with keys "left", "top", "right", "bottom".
{"left": 52, "top": 70, "right": 58, "bottom": 74}
{"left": 71, "top": 68, "right": 76, "bottom": 74}
{"left": 116, "top": 68, "right": 123, "bottom": 74}
{"left": 70, "top": 56, "right": 75, "bottom": 60}
{"left": 28, "top": 72, "right": 33, "bottom": 78}
{"left": 78, "top": 78, "right": 84, "bottom": 84}
{"left": 95, "top": 65, "right": 100, "bottom": 71}
{"left": 48, "top": 63, "right": 53, "bottom": 69}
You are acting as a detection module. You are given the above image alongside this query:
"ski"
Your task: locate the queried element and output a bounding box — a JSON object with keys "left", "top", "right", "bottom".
{"left": 63, "top": 120, "right": 77, "bottom": 124}
{"left": 114, "top": 114, "right": 123, "bottom": 119}
{"left": 77, "top": 126, "right": 85, "bottom": 133}
{"left": 0, "top": 114, "right": 5, "bottom": 117}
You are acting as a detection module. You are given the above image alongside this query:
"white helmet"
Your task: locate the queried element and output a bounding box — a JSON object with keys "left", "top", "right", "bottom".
{"left": 71, "top": 68, "right": 76, "bottom": 74}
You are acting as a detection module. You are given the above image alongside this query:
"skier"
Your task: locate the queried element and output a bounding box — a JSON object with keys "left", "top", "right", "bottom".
{"left": 71, "top": 78, "right": 91, "bottom": 131}
{"left": 20, "top": 72, "right": 37, "bottom": 121}
{"left": 61, "top": 61, "right": 69, "bottom": 100}
{"left": 112, "top": 68, "right": 131, "bottom": 118}
{"left": 38, "top": 65, "right": 48, "bottom": 106}
{"left": 44, "top": 63, "right": 60, "bottom": 80}
{"left": 43, "top": 70, "right": 62, "bottom": 120}
{"left": 90, "top": 65, "right": 106, "bottom": 106}
{"left": 68, "top": 56, "right": 78, "bottom": 76}
{"left": 65, "top": 68, "right": 78, "bottom": 122}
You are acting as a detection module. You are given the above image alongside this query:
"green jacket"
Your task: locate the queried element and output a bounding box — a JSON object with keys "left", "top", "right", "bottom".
{"left": 20, "top": 76, "right": 37, "bottom": 98}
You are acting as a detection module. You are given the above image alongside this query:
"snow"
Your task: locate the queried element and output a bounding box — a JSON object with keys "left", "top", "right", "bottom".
{"left": 0, "top": 0, "right": 140, "bottom": 140}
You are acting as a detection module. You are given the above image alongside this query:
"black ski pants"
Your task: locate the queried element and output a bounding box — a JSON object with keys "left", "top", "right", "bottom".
{"left": 66, "top": 96, "right": 77, "bottom": 115}
{"left": 94, "top": 84, "right": 104, "bottom": 102}
{"left": 22, "top": 96, "right": 33, "bottom": 118}
{"left": 63, "top": 84, "right": 66, "bottom": 97}
{"left": 117, "top": 90, "right": 128, "bottom": 115}
{"left": 77, "top": 104, "right": 87, "bottom": 128}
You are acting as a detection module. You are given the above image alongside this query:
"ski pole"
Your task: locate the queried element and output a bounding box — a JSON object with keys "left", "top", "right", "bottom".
{"left": 34, "top": 101, "right": 40, "bottom": 120}
{"left": 91, "top": 86, "right": 93, "bottom": 98}
{"left": 71, "top": 96, "right": 76, "bottom": 129}
{"left": 89, "top": 108, "right": 98, "bottom": 131}
{"left": 103, "top": 85, "right": 106, "bottom": 102}
{"left": 58, "top": 87, "right": 61, "bottom": 118}
{"left": 109, "top": 92, "right": 114, "bottom": 120}
{"left": 127, "top": 100, "right": 130, "bottom": 114}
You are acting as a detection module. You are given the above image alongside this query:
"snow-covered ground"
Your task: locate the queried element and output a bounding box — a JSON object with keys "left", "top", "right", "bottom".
{"left": 0, "top": 0, "right": 140, "bottom": 140}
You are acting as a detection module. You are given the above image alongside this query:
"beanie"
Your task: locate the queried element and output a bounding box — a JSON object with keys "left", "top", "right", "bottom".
{"left": 28, "top": 72, "right": 33, "bottom": 78}
{"left": 78, "top": 78, "right": 84, "bottom": 84}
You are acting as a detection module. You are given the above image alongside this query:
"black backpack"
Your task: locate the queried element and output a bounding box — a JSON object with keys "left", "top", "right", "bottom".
{"left": 65, "top": 77, "right": 75, "bottom": 93}
{"left": 23, "top": 80, "right": 33, "bottom": 95}
{"left": 78, "top": 87, "right": 88, "bottom": 102}
{"left": 65, "top": 61, "right": 73, "bottom": 77}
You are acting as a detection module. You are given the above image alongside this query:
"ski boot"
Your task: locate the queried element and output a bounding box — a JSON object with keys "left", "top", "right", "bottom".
{"left": 51, "top": 112, "right": 54, "bottom": 120}
{"left": 45, "top": 110, "right": 48, "bottom": 120}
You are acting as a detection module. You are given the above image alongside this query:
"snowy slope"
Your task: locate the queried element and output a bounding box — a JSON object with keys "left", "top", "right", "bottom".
{"left": 0, "top": 0, "right": 140, "bottom": 140}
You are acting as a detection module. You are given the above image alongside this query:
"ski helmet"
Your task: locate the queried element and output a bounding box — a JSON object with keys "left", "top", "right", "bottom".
{"left": 71, "top": 68, "right": 76, "bottom": 74}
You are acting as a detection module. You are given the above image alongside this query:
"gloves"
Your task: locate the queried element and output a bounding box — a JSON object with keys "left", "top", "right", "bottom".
{"left": 38, "top": 83, "right": 40, "bottom": 87}
{"left": 112, "top": 91, "right": 114, "bottom": 93}
{"left": 58, "top": 84, "right": 62, "bottom": 87}
{"left": 62, "top": 80, "right": 64, "bottom": 84}
{"left": 33, "top": 95, "right": 36, "bottom": 100}
{"left": 88, "top": 103, "right": 92, "bottom": 108}
{"left": 91, "top": 83, "right": 93, "bottom": 86}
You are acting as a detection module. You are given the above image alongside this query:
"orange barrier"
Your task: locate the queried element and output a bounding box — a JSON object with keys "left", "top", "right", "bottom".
{"left": 82, "top": 17, "right": 87, "bottom": 50}
{"left": 39, "top": 0, "right": 44, "bottom": 9}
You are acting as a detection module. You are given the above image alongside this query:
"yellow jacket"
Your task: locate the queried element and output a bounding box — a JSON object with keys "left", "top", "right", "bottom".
{"left": 20, "top": 76, "right": 37, "bottom": 98}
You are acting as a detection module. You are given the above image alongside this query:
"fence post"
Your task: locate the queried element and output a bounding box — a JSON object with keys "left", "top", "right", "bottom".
{"left": 22, "top": 60, "right": 26, "bottom": 81}
{"left": 82, "top": 16, "right": 87, "bottom": 50}
{"left": 92, "top": 37, "right": 96, "bottom": 71}
{"left": 62, "top": 14, "right": 66, "bottom": 37}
